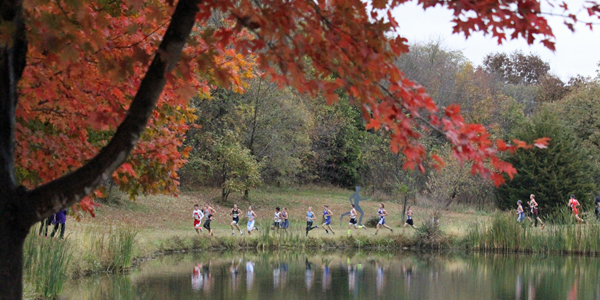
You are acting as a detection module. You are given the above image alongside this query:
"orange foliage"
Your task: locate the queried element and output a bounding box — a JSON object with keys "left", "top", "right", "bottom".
{"left": 16, "top": 0, "right": 594, "bottom": 214}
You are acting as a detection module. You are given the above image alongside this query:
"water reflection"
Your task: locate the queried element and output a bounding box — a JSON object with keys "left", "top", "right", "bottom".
{"left": 246, "top": 260, "right": 254, "bottom": 291}
{"left": 321, "top": 260, "right": 331, "bottom": 292}
{"left": 230, "top": 259, "right": 241, "bottom": 291}
{"left": 63, "top": 252, "right": 600, "bottom": 300}
{"left": 305, "top": 258, "right": 314, "bottom": 291}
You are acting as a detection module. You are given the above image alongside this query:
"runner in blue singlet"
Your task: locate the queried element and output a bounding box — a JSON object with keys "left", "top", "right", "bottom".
{"left": 306, "top": 207, "right": 318, "bottom": 236}
{"left": 321, "top": 205, "right": 335, "bottom": 234}
{"left": 374, "top": 203, "right": 393, "bottom": 235}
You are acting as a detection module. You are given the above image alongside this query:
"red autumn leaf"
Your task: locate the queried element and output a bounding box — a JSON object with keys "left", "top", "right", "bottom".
{"left": 534, "top": 137, "right": 551, "bottom": 149}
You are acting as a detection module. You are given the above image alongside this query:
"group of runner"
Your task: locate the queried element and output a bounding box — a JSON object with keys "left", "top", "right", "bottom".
{"left": 193, "top": 202, "right": 418, "bottom": 237}
{"left": 515, "top": 194, "right": 591, "bottom": 227}
{"left": 193, "top": 203, "right": 260, "bottom": 236}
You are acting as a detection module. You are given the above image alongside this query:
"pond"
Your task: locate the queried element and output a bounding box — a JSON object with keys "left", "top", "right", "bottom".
{"left": 62, "top": 251, "right": 600, "bottom": 299}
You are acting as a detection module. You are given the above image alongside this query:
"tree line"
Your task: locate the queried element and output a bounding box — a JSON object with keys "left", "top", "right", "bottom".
{"left": 180, "top": 41, "right": 600, "bottom": 212}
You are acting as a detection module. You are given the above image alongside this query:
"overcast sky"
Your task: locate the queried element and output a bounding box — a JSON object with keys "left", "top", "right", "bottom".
{"left": 392, "top": 1, "right": 600, "bottom": 81}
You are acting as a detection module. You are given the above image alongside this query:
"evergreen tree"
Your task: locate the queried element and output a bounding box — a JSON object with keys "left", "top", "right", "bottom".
{"left": 496, "top": 109, "right": 598, "bottom": 211}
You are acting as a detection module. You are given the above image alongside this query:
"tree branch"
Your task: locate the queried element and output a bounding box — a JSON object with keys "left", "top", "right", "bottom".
{"left": 26, "top": 0, "right": 201, "bottom": 225}
{"left": 0, "top": 0, "right": 28, "bottom": 194}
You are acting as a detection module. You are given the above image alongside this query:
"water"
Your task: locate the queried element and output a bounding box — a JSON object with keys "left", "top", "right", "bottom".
{"left": 62, "top": 251, "right": 600, "bottom": 300}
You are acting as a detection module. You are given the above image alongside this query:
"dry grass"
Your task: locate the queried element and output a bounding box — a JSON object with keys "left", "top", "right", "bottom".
{"left": 81, "top": 186, "right": 490, "bottom": 239}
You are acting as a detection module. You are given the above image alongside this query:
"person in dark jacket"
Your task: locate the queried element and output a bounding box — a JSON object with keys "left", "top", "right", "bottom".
{"left": 38, "top": 214, "right": 54, "bottom": 237}
{"left": 51, "top": 209, "right": 67, "bottom": 239}
{"left": 595, "top": 192, "right": 600, "bottom": 221}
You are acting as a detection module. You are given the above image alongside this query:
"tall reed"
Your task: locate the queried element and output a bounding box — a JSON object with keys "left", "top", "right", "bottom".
{"left": 465, "top": 212, "right": 600, "bottom": 254}
{"left": 80, "top": 225, "right": 138, "bottom": 273}
{"left": 107, "top": 227, "right": 138, "bottom": 272}
{"left": 23, "top": 232, "right": 73, "bottom": 299}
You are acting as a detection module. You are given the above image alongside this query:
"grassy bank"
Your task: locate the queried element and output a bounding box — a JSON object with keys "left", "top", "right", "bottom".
{"left": 24, "top": 187, "right": 600, "bottom": 298}
{"left": 21, "top": 186, "right": 486, "bottom": 298}
{"left": 465, "top": 212, "right": 600, "bottom": 254}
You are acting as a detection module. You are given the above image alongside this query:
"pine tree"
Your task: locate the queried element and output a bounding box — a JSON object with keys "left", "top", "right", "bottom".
{"left": 496, "top": 109, "right": 599, "bottom": 211}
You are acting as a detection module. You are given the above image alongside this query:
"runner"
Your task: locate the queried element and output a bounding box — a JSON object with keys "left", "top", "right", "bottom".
{"left": 203, "top": 203, "right": 216, "bottom": 236}
{"left": 247, "top": 206, "right": 258, "bottom": 236}
{"left": 347, "top": 204, "right": 366, "bottom": 236}
{"left": 374, "top": 203, "right": 393, "bottom": 235}
{"left": 193, "top": 204, "right": 204, "bottom": 236}
{"left": 271, "top": 207, "right": 282, "bottom": 232}
{"left": 321, "top": 205, "right": 335, "bottom": 234}
{"left": 568, "top": 195, "right": 585, "bottom": 223}
{"left": 306, "top": 206, "right": 318, "bottom": 236}
{"left": 516, "top": 200, "right": 524, "bottom": 222}
{"left": 403, "top": 206, "right": 417, "bottom": 229}
{"left": 525, "top": 198, "right": 534, "bottom": 223}
{"left": 529, "top": 194, "right": 545, "bottom": 229}
{"left": 281, "top": 207, "right": 290, "bottom": 232}
{"left": 340, "top": 186, "right": 367, "bottom": 226}
{"left": 230, "top": 204, "right": 244, "bottom": 236}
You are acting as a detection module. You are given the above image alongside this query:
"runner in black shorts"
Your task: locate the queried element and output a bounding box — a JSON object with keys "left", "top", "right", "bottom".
{"left": 306, "top": 207, "right": 318, "bottom": 236}
{"left": 230, "top": 204, "right": 243, "bottom": 236}
{"left": 403, "top": 206, "right": 417, "bottom": 229}
{"left": 281, "top": 207, "right": 289, "bottom": 232}
{"left": 203, "top": 203, "right": 216, "bottom": 236}
{"left": 347, "top": 204, "right": 366, "bottom": 236}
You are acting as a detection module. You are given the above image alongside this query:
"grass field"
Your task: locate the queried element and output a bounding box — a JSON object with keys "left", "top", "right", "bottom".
{"left": 74, "top": 187, "right": 489, "bottom": 242}
{"left": 37, "top": 185, "right": 492, "bottom": 276}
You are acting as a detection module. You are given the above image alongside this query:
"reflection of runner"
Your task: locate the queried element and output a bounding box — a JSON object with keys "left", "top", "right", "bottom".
{"left": 230, "top": 260, "right": 240, "bottom": 291}
{"left": 340, "top": 186, "right": 366, "bottom": 226}
{"left": 322, "top": 205, "right": 335, "bottom": 234}
{"left": 280, "top": 263, "right": 288, "bottom": 288}
{"left": 404, "top": 266, "right": 413, "bottom": 292}
{"left": 192, "top": 264, "right": 203, "bottom": 291}
{"left": 201, "top": 262, "right": 213, "bottom": 292}
{"left": 527, "top": 280, "right": 536, "bottom": 300}
{"left": 305, "top": 259, "right": 314, "bottom": 291}
{"left": 374, "top": 203, "right": 393, "bottom": 235}
{"left": 515, "top": 274, "right": 522, "bottom": 299}
{"left": 193, "top": 204, "right": 204, "bottom": 236}
{"left": 321, "top": 261, "right": 331, "bottom": 291}
{"left": 376, "top": 262, "right": 385, "bottom": 296}
{"left": 246, "top": 261, "right": 255, "bottom": 291}
{"left": 568, "top": 279, "right": 578, "bottom": 300}
{"left": 273, "top": 264, "right": 281, "bottom": 288}
{"left": 306, "top": 207, "right": 318, "bottom": 236}
{"left": 230, "top": 204, "right": 243, "bottom": 236}
{"left": 348, "top": 264, "right": 356, "bottom": 292}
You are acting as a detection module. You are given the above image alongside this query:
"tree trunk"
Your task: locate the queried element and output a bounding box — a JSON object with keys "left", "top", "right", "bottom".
{"left": 401, "top": 194, "right": 408, "bottom": 224}
{"left": 0, "top": 0, "right": 201, "bottom": 297}
{"left": 243, "top": 77, "right": 262, "bottom": 198}
{"left": 0, "top": 209, "right": 28, "bottom": 300}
